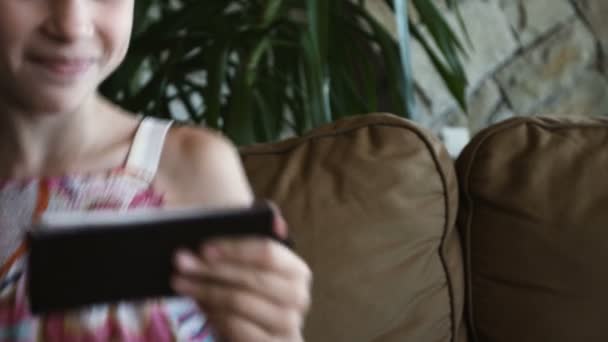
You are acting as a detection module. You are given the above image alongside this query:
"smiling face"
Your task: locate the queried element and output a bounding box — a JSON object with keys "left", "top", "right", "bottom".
{"left": 0, "top": 0, "right": 134, "bottom": 115}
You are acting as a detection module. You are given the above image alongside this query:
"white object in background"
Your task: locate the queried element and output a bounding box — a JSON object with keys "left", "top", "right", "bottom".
{"left": 440, "top": 126, "right": 471, "bottom": 158}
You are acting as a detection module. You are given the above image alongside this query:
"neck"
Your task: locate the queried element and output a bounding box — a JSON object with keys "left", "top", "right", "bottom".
{"left": 0, "top": 94, "right": 114, "bottom": 180}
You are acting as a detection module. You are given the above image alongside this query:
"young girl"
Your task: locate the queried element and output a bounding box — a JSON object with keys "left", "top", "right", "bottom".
{"left": 0, "top": 0, "right": 311, "bottom": 341}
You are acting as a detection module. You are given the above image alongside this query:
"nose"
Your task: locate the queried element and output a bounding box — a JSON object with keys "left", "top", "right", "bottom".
{"left": 43, "top": 0, "right": 94, "bottom": 42}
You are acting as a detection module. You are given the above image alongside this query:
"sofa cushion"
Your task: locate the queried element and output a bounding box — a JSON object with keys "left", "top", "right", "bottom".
{"left": 240, "top": 113, "right": 466, "bottom": 342}
{"left": 456, "top": 116, "right": 608, "bottom": 342}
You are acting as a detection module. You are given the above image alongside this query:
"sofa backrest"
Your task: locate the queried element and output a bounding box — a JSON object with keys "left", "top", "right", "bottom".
{"left": 457, "top": 116, "right": 608, "bottom": 342}
{"left": 240, "top": 113, "right": 467, "bottom": 342}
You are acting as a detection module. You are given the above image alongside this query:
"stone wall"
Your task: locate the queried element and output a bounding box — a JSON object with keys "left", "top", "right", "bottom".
{"left": 372, "top": 0, "right": 608, "bottom": 136}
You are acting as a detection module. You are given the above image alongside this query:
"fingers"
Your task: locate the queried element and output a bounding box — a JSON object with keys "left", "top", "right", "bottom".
{"left": 172, "top": 275, "right": 303, "bottom": 337}
{"left": 265, "top": 201, "right": 288, "bottom": 240}
{"left": 174, "top": 249, "right": 311, "bottom": 310}
{"left": 170, "top": 212, "right": 312, "bottom": 342}
{"left": 199, "top": 238, "right": 311, "bottom": 283}
{"left": 207, "top": 312, "right": 297, "bottom": 342}
{"left": 207, "top": 312, "right": 270, "bottom": 342}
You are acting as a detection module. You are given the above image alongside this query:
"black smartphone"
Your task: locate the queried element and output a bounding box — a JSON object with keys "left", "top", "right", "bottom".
{"left": 26, "top": 203, "right": 284, "bottom": 314}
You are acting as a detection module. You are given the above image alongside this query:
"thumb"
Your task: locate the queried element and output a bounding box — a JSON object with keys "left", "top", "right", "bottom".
{"left": 267, "top": 201, "right": 289, "bottom": 240}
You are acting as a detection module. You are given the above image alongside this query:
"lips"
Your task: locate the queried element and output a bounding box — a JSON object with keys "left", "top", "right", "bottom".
{"left": 29, "top": 54, "right": 96, "bottom": 80}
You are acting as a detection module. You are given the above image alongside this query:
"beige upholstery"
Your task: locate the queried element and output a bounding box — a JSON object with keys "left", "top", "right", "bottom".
{"left": 457, "top": 116, "right": 608, "bottom": 342}
{"left": 240, "top": 113, "right": 467, "bottom": 342}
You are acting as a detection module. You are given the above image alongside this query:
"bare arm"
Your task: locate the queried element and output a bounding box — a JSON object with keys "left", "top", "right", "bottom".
{"left": 155, "top": 124, "right": 311, "bottom": 342}
{"left": 155, "top": 125, "right": 253, "bottom": 209}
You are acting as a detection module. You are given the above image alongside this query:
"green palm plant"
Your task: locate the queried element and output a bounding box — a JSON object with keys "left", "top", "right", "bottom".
{"left": 100, "top": 0, "right": 468, "bottom": 145}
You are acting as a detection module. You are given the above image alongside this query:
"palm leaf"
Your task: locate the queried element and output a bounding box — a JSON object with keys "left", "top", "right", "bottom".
{"left": 101, "top": 0, "right": 470, "bottom": 145}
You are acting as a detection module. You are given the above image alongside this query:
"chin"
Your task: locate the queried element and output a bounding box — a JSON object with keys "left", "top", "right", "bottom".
{"left": 24, "top": 88, "right": 94, "bottom": 116}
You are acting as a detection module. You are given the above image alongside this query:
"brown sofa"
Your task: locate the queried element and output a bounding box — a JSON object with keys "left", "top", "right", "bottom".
{"left": 239, "top": 113, "right": 608, "bottom": 342}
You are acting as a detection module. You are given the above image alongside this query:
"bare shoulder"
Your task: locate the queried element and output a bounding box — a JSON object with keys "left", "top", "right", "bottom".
{"left": 155, "top": 124, "right": 254, "bottom": 209}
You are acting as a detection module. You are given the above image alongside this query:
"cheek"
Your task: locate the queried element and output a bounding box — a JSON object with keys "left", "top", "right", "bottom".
{"left": 0, "top": 6, "right": 31, "bottom": 64}
{"left": 0, "top": 1, "right": 50, "bottom": 50}
{"left": 98, "top": 3, "right": 134, "bottom": 72}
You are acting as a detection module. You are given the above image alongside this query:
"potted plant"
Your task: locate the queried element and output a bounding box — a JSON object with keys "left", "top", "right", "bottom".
{"left": 101, "top": 0, "right": 467, "bottom": 145}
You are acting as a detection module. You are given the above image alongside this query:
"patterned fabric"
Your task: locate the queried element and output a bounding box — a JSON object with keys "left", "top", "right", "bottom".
{"left": 0, "top": 167, "right": 215, "bottom": 341}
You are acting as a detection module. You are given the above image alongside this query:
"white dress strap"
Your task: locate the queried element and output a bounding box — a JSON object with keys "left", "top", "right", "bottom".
{"left": 125, "top": 117, "right": 174, "bottom": 182}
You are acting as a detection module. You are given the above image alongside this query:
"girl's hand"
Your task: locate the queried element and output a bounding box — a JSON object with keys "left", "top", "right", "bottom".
{"left": 172, "top": 214, "right": 312, "bottom": 342}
